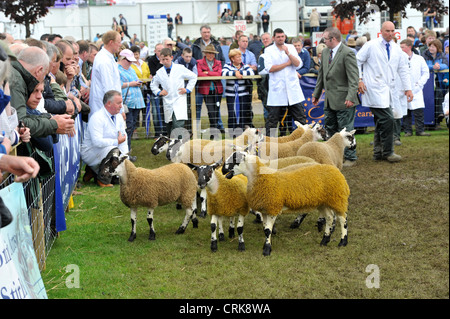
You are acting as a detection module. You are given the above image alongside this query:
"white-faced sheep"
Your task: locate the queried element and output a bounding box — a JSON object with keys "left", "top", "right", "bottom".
{"left": 254, "top": 123, "right": 326, "bottom": 160}
{"left": 222, "top": 152, "right": 350, "bottom": 256}
{"left": 188, "top": 159, "right": 250, "bottom": 252}
{"left": 296, "top": 128, "right": 357, "bottom": 170}
{"left": 167, "top": 127, "right": 260, "bottom": 165}
{"left": 110, "top": 156, "right": 198, "bottom": 242}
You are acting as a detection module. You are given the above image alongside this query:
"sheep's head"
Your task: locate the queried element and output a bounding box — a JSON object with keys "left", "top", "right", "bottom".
{"left": 310, "top": 122, "right": 327, "bottom": 141}
{"left": 110, "top": 154, "right": 128, "bottom": 178}
{"left": 339, "top": 128, "right": 357, "bottom": 150}
{"left": 188, "top": 159, "right": 222, "bottom": 189}
{"left": 151, "top": 135, "right": 171, "bottom": 155}
{"left": 222, "top": 151, "right": 248, "bottom": 179}
{"left": 166, "top": 138, "right": 183, "bottom": 161}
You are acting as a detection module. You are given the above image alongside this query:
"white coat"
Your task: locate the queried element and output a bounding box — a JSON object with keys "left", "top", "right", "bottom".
{"left": 89, "top": 48, "right": 122, "bottom": 115}
{"left": 150, "top": 63, "right": 197, "bottom": 123}
{"left": 81, "top": 107, "right": 128, "bottom": 170}
{"left": 407, "top": 53, "right": 430, "bottom": 110}
{"left": 264, "top": 44, "right": 305, "bottom": 106}
{"left": 356, "top": 38, "right": 411, "bottom": 109}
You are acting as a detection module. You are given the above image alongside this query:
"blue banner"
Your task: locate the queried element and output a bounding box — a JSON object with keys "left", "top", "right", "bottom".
{"left": 299, "top": 75, "right": 435, "bottom": 127}
{"left": 53, "top": 115, "right": 82, "bottom": 232}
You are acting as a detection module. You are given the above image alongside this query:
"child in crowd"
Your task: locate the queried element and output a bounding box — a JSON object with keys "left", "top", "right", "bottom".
{"left": 150, "top": 48, "right": 197, "bottom": 138}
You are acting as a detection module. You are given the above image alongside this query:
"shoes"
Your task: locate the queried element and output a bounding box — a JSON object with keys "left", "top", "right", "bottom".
{"left": 384, "top": 153, "right": 402, "bottom": 162}
{"left": 97, "top": 180, "right": 113, "bottom": 187}
{"left": 394, "top": 139, "right": 402, "bottom": 146}
{"left": 404, "top": 132, "right": 412, "bottom": 137}
{"left": 83, "top": 166, "right": 95, "bottom": 182}
{"left": 343, "top": 160, "right": 356, "bottom": 167}
{"left": 128, "top": 155, "right": 137, "bottom": 162}
{"left": 416, "top": 132, "right": 431, "bottom": 136}
{"left": 437, "top": 114, "right": 445, "bottom": 123}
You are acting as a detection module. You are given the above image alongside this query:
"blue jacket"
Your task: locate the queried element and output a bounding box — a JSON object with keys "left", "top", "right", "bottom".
{"left": 297, "top": 48, "right": 311, "bottom": 76}
{"left": 423, "top": 50, "right": 449, "bottom": 88}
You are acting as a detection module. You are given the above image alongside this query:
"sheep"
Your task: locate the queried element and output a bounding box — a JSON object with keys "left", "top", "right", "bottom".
{"left": 151, "top": 135, "right": 172, "bottom": 156}
{"left": 296, "top": 128, "right": 357, "bottom": 170}
{"left": 263, "top": 121, "right": 305, "bottom": 143}
{"left": 188, "top": 159, "right": 250, "bottom": 252}
{"left": 254, "top": 123, "right": 326, "bottom": 160}
{"left": 222, "top": 151, "right": 350, "bottom": 256}
{"left": 110, "top": 156, "right": 198, "bottom": 242}
{"left": 167, "top": 127, "right": 260, "bottom": 165}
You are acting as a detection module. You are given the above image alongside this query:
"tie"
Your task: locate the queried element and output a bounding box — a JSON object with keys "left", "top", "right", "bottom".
{"left": 386, "top": 43, "right": 390, "bottom": 61}
{"left": 166, "top": 67, "right": 171, "bottom": 75}
{"left": 111, "top": 115, "right": 115, "bottom": 123}
{"left": 243, "top": 53, "right": 246, "bottom": 64}
{"left": 329, "top": 49, "right": 333, "bottom": 64}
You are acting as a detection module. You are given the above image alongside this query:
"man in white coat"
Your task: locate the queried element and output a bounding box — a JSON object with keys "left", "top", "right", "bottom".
{"left": 150, "top": 48, "right": 197, "bottom": 139}
{"left": 81, "top": 90, "right": 128, "bottom": 187}
{"left": 264, "top": 28, "right": 306, "bottom": 136}
{"left": 89, "top": 31, "right": 123, "bottom": 116}
{"left": 400, "top": 38, "right": 431, "bottom": 137}
{"left": 357, "top": 21, "right": 413, "bottom": 162}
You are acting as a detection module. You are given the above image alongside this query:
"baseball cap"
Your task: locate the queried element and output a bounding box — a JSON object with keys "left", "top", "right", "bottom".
{"left": 119, "top": 49, "right": 137, "bottom": 62}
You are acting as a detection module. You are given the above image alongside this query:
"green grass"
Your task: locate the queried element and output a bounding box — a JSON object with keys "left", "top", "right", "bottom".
{"left": 41, "top": 120, "right": 449, "bottom": 299}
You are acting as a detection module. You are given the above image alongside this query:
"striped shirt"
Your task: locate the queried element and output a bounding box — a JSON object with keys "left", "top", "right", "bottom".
{"left": 221, "top": 62, "right": 254, "bottom": 97}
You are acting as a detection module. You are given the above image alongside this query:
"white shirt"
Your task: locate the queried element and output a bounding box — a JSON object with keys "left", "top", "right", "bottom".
{"left": 80, "top": 107, "right": 128, "bottom": 169}
{"left": 264, "top": 43, "right": 305, "bottom": 106}
{"left": 89, "top": 48, "right": 122, "bottom": 115}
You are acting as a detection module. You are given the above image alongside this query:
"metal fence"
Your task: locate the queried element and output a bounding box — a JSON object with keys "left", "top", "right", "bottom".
{"left": 0, "top": 145, "right": 58, "bottom": 272}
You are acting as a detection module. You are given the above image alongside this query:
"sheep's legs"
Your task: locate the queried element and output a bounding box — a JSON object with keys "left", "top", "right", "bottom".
{"left": 210, "top": 215, "right": 219, "bottom": 252}
{"left": 147, "top": 209, "right": 156, "bottom": 240}
{"left": 218, "top": 216, "right": 225, "bottom": 241}
{"left": 337, "top": 213, "right": 348, "bottom": 247}
{"left": 176, "top": 208, "right": 193, "bottom": 234}
{"left": 262, "top": 214, "right": 277, "bottom": 256}
{"left": 199, "top": 189, "right": 207, "bottom": 218}
{"left": 320, "top": 208, "right": 334, "bottom": 246}
{"left": 290, "top": 213, "right": 308, "bottom": 229}
{"left": 191, "top": 197, "right": 199, "bottom": 228}
{"left": 128, "top": 208, "right": 138, "bottom": 242}
{"left": 237, "top": 214, "right": 245, "bottom": 251}
{"left": 228, "top": 216, "right": 235, "bottom": 239}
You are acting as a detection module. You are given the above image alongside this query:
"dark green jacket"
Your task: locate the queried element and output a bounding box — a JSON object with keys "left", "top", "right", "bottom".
{"left": 9, "top": 60, "right": 58, "bottom": 138}
{"left": 313, "top": 44, "right": 360, "bottom": 110}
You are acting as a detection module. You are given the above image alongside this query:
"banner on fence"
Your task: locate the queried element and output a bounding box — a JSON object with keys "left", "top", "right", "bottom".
{"left": 299, "top": 75, "right": 436, "bottom": 127}
{"left": 0, "top": 183, "right": 47, "bottom": 299}
{"left": 53, "top": 116, "right": 82, "bottom": 232}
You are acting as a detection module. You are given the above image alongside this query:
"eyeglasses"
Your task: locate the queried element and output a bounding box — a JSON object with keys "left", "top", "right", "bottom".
{"left": 323, "top": 37, "right": 332, "bottom": 41}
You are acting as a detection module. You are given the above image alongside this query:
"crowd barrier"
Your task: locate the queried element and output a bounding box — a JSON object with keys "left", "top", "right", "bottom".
{"left": 0, "top": 70, "right": 447, "bottom": 294}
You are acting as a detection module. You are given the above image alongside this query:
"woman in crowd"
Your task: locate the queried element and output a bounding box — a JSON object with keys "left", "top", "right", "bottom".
{"left": 423, "top": 39, "right": 449, "bottom": 125}
{"left": 222, "top": 49, "right": 254, "bottom": 133}
{"left": 196, "top": 44, "right": 224, "bottom": 133}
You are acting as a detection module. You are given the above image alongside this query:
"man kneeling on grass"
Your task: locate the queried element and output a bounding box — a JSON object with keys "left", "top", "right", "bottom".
{"left": 81, "top": 90, "right": 130, "bottom": 187}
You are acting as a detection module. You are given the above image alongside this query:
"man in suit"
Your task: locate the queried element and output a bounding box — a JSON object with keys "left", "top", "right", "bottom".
{"left": 312, "top": 27, "right": 359, "bottom": 166}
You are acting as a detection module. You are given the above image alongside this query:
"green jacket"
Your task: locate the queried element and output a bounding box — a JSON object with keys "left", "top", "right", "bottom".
{"left": 9, "top": 60, "right": 58, "bottom": 138}
{"left": 313, "top": 44, "right": 360, "bottom": 110}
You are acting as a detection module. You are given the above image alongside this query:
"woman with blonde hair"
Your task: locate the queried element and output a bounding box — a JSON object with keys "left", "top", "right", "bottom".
{"left": 222, "top": 48, "right": 254, "bottom": 131}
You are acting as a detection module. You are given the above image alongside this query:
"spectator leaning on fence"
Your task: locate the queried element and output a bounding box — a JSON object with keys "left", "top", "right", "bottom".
{"left": 9, "top": 46, "right": 75, "bottom": 138}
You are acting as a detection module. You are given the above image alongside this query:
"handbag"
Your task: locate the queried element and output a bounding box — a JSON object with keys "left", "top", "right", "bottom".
{"left": 123, "top": 85, "right": 130, "bottom": 113}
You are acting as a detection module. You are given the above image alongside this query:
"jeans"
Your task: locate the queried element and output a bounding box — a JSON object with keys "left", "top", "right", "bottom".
{"left": 126, "top": 108, "right": 142, "bottom": 151}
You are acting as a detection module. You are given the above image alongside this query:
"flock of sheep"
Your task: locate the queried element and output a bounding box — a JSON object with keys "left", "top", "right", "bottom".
{"left": 106, "top": 123, "right": 357, "bottom": 256}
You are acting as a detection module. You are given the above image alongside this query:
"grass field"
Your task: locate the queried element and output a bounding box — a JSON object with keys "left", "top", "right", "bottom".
{"left": 41, "top": 118, "right": 449, "bottom": 299}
